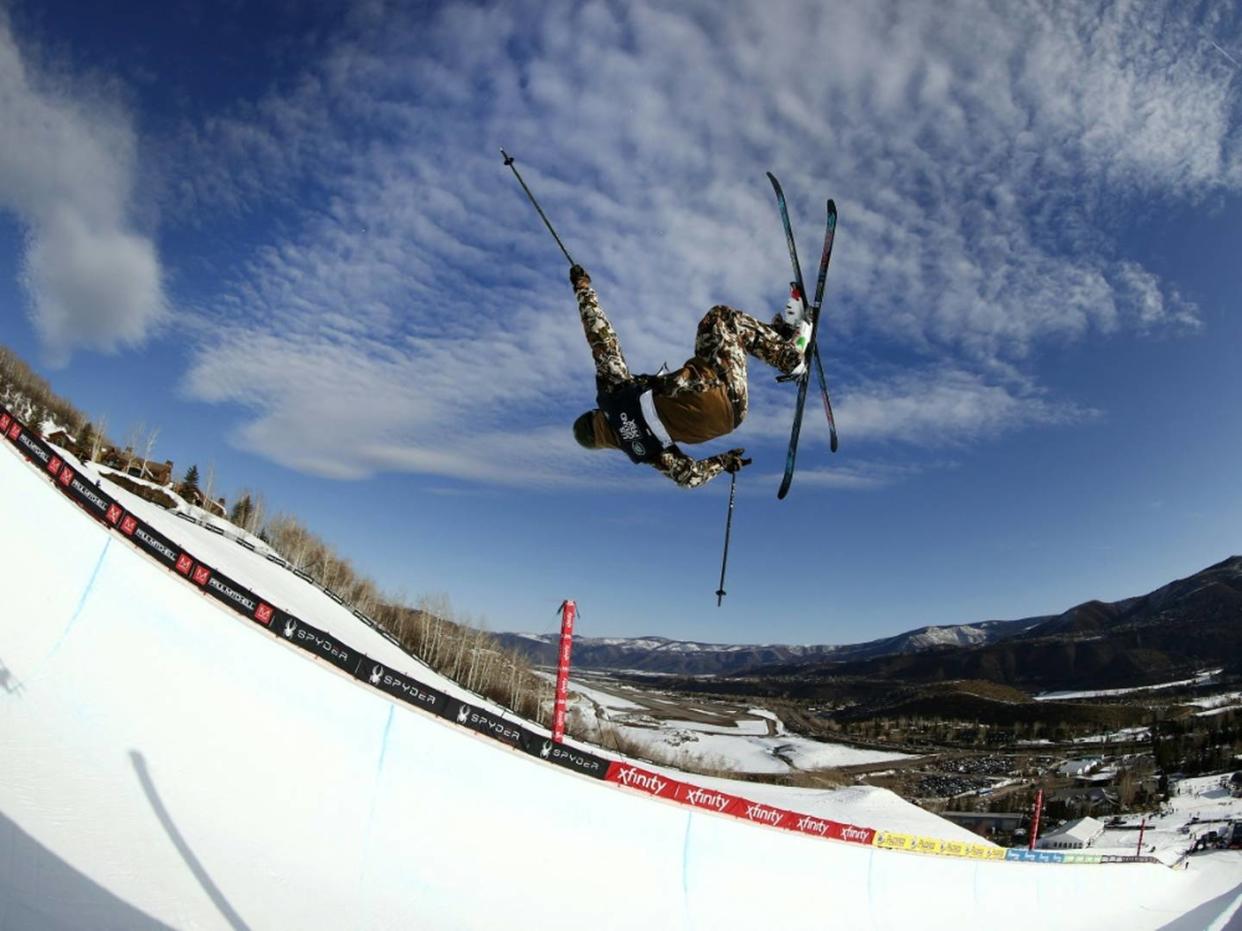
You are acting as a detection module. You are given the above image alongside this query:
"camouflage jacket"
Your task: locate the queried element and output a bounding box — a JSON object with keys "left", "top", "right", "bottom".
{"left": 577, "top": 286, "right": 739, "bottom": 489}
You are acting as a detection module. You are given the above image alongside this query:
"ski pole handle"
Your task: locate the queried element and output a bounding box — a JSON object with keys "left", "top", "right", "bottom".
{"left": 500, "top": 148, "right": 576, "bottom": 266}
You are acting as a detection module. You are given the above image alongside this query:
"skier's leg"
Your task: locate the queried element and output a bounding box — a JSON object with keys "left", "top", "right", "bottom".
{"left": 693, "top": 305, "right": 804, "bottom": 422}
{"left": 575, "top": 286, "right": 631, "bottom": 393}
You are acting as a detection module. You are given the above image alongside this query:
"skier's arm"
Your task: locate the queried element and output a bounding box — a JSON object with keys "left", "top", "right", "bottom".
{"left": 654, "top": 448, "right": 749, "bottom": 489}
{"left": 572, "top": 268, "right": 631, "bottom": 390}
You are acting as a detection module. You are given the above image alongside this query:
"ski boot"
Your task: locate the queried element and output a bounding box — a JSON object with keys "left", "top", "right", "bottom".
{"left": 772, "top": 284, "right": 813, "bottom": 377}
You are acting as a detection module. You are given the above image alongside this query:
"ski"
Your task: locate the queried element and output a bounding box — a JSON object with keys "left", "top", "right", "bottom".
{"left": 806, "top": 201, "right": 838, "bottom": 454}
{"left": 811, "top": 343, "right": 839, "bottom": 453}
{"left": 808, "top": 193, "right": 839, "bottom": 454}
{"left": 767, "top": 172, "right": 837, "bottom": 498}
{"left": 768, "top": 172, "right": 811, "bottom": 316}
{"left": 809, "top": 200, "right": 836, "bottom": 320}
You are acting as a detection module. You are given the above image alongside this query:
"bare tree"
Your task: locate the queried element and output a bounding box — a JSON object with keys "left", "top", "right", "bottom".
{"left": 202, "top": 461, "right": 218, "bottom": 509}
{"left": 88, "top": 415, "right": 108, "bottom": 462}
{"left": 1119, "top": 768, "right": 1138, "bottom": 808}
{"left": 123, "top": 422, "right": 148, "bottom": 474}
{"left": 140, "top": 426, "right": 160, "bottom": 479}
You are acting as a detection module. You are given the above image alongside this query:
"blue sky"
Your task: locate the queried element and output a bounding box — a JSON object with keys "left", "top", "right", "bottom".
{"left": 2, "top": 0, "right": 1240, "bottom": 645}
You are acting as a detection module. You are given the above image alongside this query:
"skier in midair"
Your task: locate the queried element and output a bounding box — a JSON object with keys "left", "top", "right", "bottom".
{"left": 569, "top": 264, "right": 814, "bottom": 488}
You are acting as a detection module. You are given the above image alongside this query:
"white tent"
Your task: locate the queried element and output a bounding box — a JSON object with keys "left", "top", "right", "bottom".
{"left": 1037, "top": 817, "right": 1106, "bottom": 850}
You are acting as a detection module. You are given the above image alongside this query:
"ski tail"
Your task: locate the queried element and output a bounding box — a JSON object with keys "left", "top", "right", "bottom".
{"left": 812, "top": 345, "right": 839, "bottom": 453}
{"left": 777, "top": 377, "right": 810, "bottom": 499}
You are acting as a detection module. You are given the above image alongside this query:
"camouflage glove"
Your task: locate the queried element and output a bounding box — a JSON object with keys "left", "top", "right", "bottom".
{"left": 720, "top": 448, "right": 752, "bottom": 474}
{"left": 569, "top": 264, "right": 591, "bottom": 289}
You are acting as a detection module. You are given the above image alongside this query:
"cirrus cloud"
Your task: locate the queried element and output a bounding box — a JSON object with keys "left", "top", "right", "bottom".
{"left": 158, "top": 0, "right": 1239, "bottom": 486}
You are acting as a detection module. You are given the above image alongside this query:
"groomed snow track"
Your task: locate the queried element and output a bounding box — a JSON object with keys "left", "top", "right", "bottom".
{"left": 1, "top": 411, "right": 1239, "bottom": 931}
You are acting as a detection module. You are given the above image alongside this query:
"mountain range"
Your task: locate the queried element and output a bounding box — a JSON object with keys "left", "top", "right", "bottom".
{"left": 496, "top": 617, "right": 1041, "bottom": 676}
{"left": 498, "top": 556, "right": 1242, "bottom": 691}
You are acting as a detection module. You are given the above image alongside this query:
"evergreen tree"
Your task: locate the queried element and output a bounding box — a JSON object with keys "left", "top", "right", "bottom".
{"left": 78, "top": 422, "right": 96, "bottom": 459}
{"left": 230, "top": 494, "right": 253, "bottom": 527}
{"left": 28, "top": 402, "right": 48, "bottom": 434}
{"left": 181, "top": 464, "right": 200, "bottom": 497}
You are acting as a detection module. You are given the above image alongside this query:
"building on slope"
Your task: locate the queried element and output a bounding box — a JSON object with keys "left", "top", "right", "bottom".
{"left": 1050, "top": 787, "right": 1120, "bottom": 819}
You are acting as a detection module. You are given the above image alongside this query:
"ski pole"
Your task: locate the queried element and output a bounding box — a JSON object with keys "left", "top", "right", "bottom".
{"left": 500, "top": 148, "right": 576, "bottom": 266}
{"left": 715, "top": 470, "right": 738, "bottom": 606}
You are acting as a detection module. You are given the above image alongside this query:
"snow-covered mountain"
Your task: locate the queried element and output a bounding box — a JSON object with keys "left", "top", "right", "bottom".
{"left": 731, "top": 556, "right": 1242, "bottom": 692}
{"left": 502, "top": 556, "right": 1242, "bottom": 684}
{"left": 497, "top": 616, "right": 1042, "bottom": 676}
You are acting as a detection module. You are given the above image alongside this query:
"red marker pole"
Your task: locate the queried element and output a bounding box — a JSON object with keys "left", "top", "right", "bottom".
{"left": 1136, "top": 816, "right": 1147, "bottom": 856}
{"left": 1029, "top": 788, "right": 1044, "bottom": 851}
{"left": 552, "top": 600, "right": 576, "bottom": 744}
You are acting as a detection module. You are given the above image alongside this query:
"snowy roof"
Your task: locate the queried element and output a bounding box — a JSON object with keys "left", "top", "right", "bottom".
{"left": 1041, "top": 817, "right": 1106, "bottom": 844}
{"left": 1058, "top": 758, "right": 1100, "bottom": 776}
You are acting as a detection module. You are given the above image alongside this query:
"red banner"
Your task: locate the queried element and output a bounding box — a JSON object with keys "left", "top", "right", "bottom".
{"left": 790, "top": 813, "right": 835, "bottom": 839}
{"left": 829, "top": 821, "right": 877, "bottom": 846}
{"left": 552, "top": 599, "right": 575, "bottom": 743}
{"left": 605, "top": 762, "right": 682, "bottom": 800}
{"left": 674, "top": 783, "right": 746, "bottom": 817}
{"left": 737, "top": 800, "right": 798, "bottom": 831}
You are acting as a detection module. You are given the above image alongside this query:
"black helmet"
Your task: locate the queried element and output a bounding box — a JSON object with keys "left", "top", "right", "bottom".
{"left": 572, "top": 410, "right": 599, "bottom": 449}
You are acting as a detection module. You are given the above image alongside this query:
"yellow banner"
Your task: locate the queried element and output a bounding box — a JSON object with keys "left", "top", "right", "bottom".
{"left": 875, "top": 831, "right": 1005, "bottom": 860}
{"left": 873, "top": 830, "right": 914, "bottom": 850}
{"left": 967, "top": 844, "right": 1007, "bottom": 861}
{"left": 942, "top": 839, "right": 968, "bottom": 858}
{"left": 913, "top": 835, "right": 945, "bottom": 856}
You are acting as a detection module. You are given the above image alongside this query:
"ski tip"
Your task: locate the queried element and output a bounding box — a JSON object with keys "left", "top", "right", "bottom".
{"left": 826, "top": 198, "right": 837, "bottom": 215}
{"left": 830, "top": 433, "right": 839, "bottom": 453}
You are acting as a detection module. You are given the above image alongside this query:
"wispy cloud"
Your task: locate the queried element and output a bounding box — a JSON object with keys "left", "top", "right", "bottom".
{"left": 155, "top": 0, "right": 1238, "bottom": 484}
{"left": 770, "top": 458, "right": 936, "bottom": 491}
{"left": 836, "top": 368, "right": 1094, "bottom": 446}
{"left": 0, "top": 15, "right": 165, "bottom": 364}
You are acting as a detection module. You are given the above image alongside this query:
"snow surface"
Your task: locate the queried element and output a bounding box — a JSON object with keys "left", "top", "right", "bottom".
{"left": 560, "top": 677, "right": 913, "bottom": 775}
{"left": 1187, "top": 692, "right": 1242, "bottom": 710}
{"left": 1188, "top": 692, "right": 1242, "bottom": 718}
{"left": 1072, "top": 726, "right": 1153, "bottom": 745}
{"left": 1198, "top": 704, "right": 1242, "bottom": 719}
{"left": 1036, "top": 670, "right": 1223, "bottom": 701}
{"left": 1083, "top": 773, "right": 1242, "bottom": 867}
{"left": 45, "top": 445, "right": 520, "bottom": 717}
{"left": 2, "top": 441, "right": 1242, "bottom": 930}
{"left": 603, "top": 724, "right": 912, "bottom": 776}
